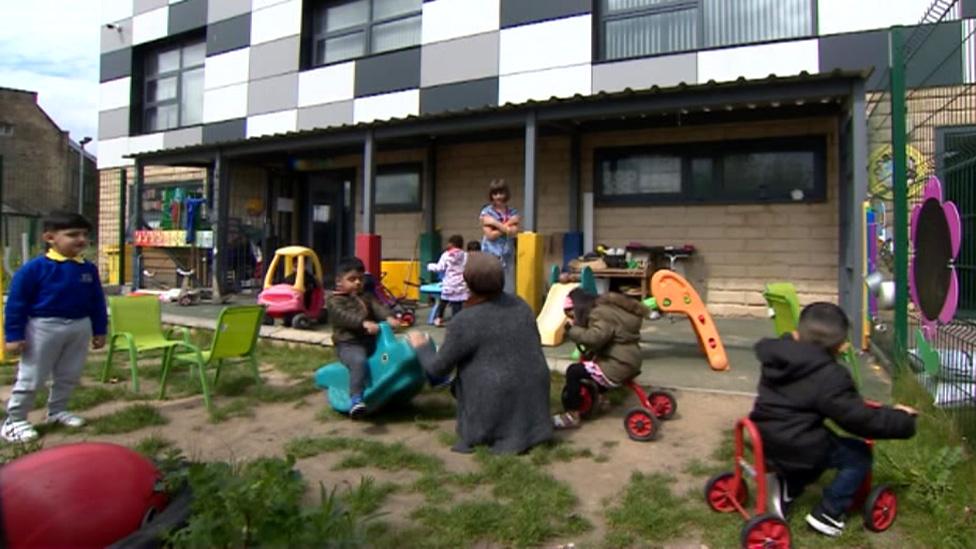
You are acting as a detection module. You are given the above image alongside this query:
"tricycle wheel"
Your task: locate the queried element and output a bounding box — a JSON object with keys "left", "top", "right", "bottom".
{"left": 740, "top": 513, "right": 791, "bottom": 549}
{"left": 704, "top": 472, "right": 748, "bottom": 513}
{"left": 623, "top": 407, "right": 659, "bottom": 441}
{"left": 262, "top": 316, "right": 275, "bottom": 326}
{"left": 178, "top": 294, "right": 193, "bottom": 307}
{"left": 292, "top": 313, "right": 311, "bottom": 330}
{"left": 648, "top": 390, "right": 677, "bottom": 420}
{"left": 863, "top": 484, "right": 897, "bottom": 532}
{"left": 283, "top": 314, "right": 294, "bottom": 328}
{"left": 578, "top": 380, "right": 599, "bottom": 419}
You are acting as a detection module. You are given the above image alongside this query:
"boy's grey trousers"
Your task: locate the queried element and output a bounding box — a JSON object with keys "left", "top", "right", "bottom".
{"left": 6, "top": 317, "right": 91, "bottom": 421}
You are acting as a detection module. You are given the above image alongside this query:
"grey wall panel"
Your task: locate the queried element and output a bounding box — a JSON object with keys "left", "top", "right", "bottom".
{"left": 247, "top": 73, "right": 299, "bottom": 115}
{"left": 298, "top": 101, "right": 354, "bottom": 130}
{"left": 906, "top": 21, "right": 964, "bottom": 88}
{"left": 203, "top": 117, "right": 246, "bottom": 143}
{"left": 164, "top": 126, "right": 204, "bottom": 148}
{"left": 250, "top": 36, "right": 301, "bottom": 80}
{"left": 208, "top": 0, "right": 252, "bottom": 23}
{"left": 818, "top": 30, "right": 888, "bottom": 91}
{"left": 421, "top": 32, "right": 499, "bottom": 87}
{"left": 98, "top": 107, "right": 130, "bottom": 139}
{"left": 101, "top": 21, "right": 132, "bottom": 53}
{"left": 354, "top": 47, "right": 421, "bottom": 98}
{"left": 135, "top": 0, "right": 168, "bottom": 15}
{"left": 964, "top": 0, "right": 976, "bottom": 18}
{"left": 500, "top": 0, "right": 591, "bottom": 29}
{"left": 592, "top": 53, "right": 697, "bottom": 93}
{"left": 169, "top": 0, "right": 208, "bottom": 35}
{"left": 100, "top": 48, "right": 132, "bottom": 83}
{"left": 206, "top": 13, "right": 251, "bottom": 55}
{"left": 420, "top": 77, "right": 498, "bottom": 115}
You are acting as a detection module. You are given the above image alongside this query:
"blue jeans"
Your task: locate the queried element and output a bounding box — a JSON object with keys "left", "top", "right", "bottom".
{"left": 785, "top": 435, "right": 872, "bottom": 516}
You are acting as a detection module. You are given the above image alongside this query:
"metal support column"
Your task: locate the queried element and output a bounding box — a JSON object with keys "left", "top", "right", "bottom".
{"left": 133, "top": 159, "right": 144, "bottom": 290}
{"left": 118, "top": 168, "right": 127, "bottom": 286}
{"left": 524, "top": 111, "right": 537, "bottom": 232}
{"left": 849, "top": 79, "right": 869, "bottom": 349}
{"left": 890, "top": 26, "right": 909, "bottom": 365}
{"left": 569, "top": 131, "right": 580, "bottom": 232}
{"left": 362, "top": 129, "right": 376, "bottom": 234}
{"left": 211, "top": 152, "right": 230, "bottom": 299}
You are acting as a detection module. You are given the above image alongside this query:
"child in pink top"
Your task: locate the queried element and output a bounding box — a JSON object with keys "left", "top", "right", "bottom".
{"left": 427, "top": 235, "right": 470, "bottom": 327}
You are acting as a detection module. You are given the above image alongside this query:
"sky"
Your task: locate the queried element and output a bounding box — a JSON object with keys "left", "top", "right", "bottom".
{"left": 0, "top": 1, "right": 101, "bottom": 155}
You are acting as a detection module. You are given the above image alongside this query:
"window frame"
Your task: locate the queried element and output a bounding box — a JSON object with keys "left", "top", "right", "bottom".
{"left": 310, "top": 0, "right": 422, "bottom": 68}
{"left": 593, "top": 0, "right": 819, "bottom": 63}
{"left": 141, "top": 38, "right": 205, "bottom": 133}
{"left": 594, "top": 136, "right": 827, "bottom": 206}
{"left": 374, "top": 162, "right": 423, "bottom": 213}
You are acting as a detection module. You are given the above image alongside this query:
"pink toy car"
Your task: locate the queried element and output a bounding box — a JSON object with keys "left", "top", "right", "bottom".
{"left": 257, "top": 246, "right": 326, "bottom": 329}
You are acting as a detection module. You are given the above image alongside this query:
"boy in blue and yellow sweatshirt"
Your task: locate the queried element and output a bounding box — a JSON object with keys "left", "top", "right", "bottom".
{"left": 2, "top": 211, "right": 107, "bottom": 443}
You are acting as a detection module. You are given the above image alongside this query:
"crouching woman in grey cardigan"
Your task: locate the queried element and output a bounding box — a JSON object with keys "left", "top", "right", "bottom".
{"left": 408, "top": 252, "right": 553, "bottom": 455}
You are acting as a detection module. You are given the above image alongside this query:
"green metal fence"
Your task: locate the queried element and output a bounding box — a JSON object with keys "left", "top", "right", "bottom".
{"left": 870, "top": 0, "right": 976, "bottom": 444}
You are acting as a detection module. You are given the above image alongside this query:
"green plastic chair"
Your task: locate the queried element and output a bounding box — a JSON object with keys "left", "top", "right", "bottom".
{"left": 160, "top": 305, "right": 265, "bottom": 411}
{"left": 762, "top": 282, "right": 862, "bottom": 388}
{"left": 101, "top": 295, "right": 190, "bottom": 392}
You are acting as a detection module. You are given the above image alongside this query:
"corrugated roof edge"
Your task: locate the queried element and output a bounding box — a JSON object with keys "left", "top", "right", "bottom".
{"left": 125, "top": 69, "right": 870, "bottom": 160}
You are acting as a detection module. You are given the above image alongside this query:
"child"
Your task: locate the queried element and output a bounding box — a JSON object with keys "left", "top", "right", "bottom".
{"left": 326, "top": 257, "right": 401, "bottom": 418}
{"left": 750, "top": 302, "right": 917, "bottom": 536}
{"left": 427, "top": 235, "right": 469, "bottom": 327}
{"left": 2, "top": 211, "right": 107, "bottom": 443}
{"left": 466, "top": 241, "right": 481, "bottom": 253}
{"left": 552, "top": 288, "right": 648, "bottom": 429}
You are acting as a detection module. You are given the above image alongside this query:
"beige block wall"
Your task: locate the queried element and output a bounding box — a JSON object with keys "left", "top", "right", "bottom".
{"left": 581, "top": 117, "right": 841, "bottom": 317}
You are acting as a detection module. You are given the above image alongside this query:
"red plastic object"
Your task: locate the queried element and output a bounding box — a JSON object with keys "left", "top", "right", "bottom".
{"left": 258, "top": 284, "right": 324, "bottom": 320}
{"left": 0, "top": 442, "right": 168, "bottom": 548}
{"left": 356, "top": 233, "right": 382, "bottom": 280}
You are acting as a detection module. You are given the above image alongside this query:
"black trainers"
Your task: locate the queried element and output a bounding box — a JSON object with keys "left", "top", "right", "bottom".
{"left": 805, "top": 502, "right": 846, "bottom": 537}
{"left": 765, "top": 473, "right": 792, "bottom": 520}
{"left": 348, "top": 396, "right": 367, "bottom": 419}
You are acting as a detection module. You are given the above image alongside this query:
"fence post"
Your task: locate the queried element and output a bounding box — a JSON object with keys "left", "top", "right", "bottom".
{"left": 118, "top": 168, "right": 127, "bottom": 287}
{"left": 890, "top": 25, "right": 909, "bottom": 368}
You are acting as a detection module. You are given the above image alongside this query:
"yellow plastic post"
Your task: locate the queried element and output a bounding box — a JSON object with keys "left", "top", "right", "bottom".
{"left": 516, "top": 232, "right": 544, "bottom": 315}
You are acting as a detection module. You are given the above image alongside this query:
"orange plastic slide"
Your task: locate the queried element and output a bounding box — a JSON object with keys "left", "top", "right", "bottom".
{"left": 650, "top": 270, "right": 729, "bottom": 371}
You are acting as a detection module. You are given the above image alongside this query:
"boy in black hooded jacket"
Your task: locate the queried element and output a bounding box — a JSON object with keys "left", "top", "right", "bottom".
{"left": 750, "top": 302, "right": 917, "bottom": 537}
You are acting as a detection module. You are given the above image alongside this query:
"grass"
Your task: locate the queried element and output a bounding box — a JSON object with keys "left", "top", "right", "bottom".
{"left": 90, "top": 403, "right": 168, "bottom": 434}
{"left": 132, "top": 434, "right": 176, "bottom": 458}
{"left": 286, "top": 436, "right": 443, "bottom": 474}
{"left": 343, "top": 476, "right": 399, "bottom": 516}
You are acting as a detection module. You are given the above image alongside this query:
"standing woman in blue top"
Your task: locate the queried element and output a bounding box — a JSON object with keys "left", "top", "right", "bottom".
{"left": 2, "top": 211, "right": 107, "bottom": 443}
{"left": 479, "top": 179, "right": 520, "bottom": 293}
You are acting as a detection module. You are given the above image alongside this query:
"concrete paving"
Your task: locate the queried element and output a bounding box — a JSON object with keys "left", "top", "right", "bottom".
{"left": 162, "top": 299, "right": 893, "bottom": 401}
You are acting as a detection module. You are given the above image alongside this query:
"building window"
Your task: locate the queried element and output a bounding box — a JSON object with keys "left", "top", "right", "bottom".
{"left": 595, "top": 137, "right": 826, "bottom": 205}
{"left": 596, "top": 0, "right": 815, "bottom": 61}
{"left": 375, "top": 163, "right": 421, "bottom": 212}
{"left": 0, "top": 122, "right": 13, "bottom": 137}
{"left": 937, "top": 125, "right": 976, "bottom": 316}
{"left": 311, "top": 0, "right": 421, "bottom": 67}
{"left": 142, "top": 40, "right": 205, "bottom": 132}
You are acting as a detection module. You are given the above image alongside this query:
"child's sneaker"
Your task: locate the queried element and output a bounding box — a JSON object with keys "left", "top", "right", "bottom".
{"left": 552, "top": 411, "right": 581, "bottom": 429}
{"left": 765, "top": 473, "right": 792, "bottom": 520}
{"left": 805, "top": 502, "right": 846, "bottom": 537}
{"left": 1, "top": 418, "right": 39, "bottom": 443}
{"left": 348, "top": 396, "right": 367, "bottom": 419}
{"left": 45, "top": 411, "right": 86, "bottom": 428}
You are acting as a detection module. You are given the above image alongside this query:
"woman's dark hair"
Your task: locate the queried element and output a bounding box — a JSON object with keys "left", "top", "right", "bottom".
{"left": 567, "top": 288, "right": 597, "bottom": 327}
{"left": 448, "top": 234, "right": 464, "bottom": 249}
{"left": 43, "top": 211, "right": 93, "bottom": 233}
{"left": 487, "top": 179, "right": 509, "bottom": 201}
{"left": 466, "top": 240, "right": 481, "bottom": 252}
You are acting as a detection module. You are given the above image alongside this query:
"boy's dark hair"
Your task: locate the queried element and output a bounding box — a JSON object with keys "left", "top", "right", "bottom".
{"left": 335, "top": 256, "right": 365, "bottom": 278}
{"left": 798, "top": 302, "right": 850, "bottom": 352}
{"left": 43, "top": 211, "right": 93, "bottom": 233}
{"left": 448, "top": 234, "right": 464, "bottom": 249}
{"left": 487, "top": 178, "right": 509, "bottom": 201}
{"left": 567, "top": 287, "right": 598, "bottom": 327}
{"left": 466, "top": 240, "right": 481, "bottom": 252}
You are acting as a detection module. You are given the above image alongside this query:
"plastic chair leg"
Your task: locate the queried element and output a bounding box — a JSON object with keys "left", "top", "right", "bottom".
{"left": 101, "top": 343, "right": 115, "bottom": 383}
{"left": 157, "top": 348, "right": 173, "bottom": 400}
{"left": 249, "top": 354, "right": 261, "bottom": 384}
{"left": 128, "top": 346, "right": 140, "bottom": 393}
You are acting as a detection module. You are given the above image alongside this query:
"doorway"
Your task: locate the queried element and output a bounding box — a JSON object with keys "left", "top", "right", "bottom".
{"left": 304, "top": 169, "right": 355, "bottom": 285}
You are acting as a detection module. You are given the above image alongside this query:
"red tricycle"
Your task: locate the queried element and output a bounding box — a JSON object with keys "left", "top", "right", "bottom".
{"left": 364, "top": 272, "right": 417, "bottom": 327}
{"left": 704, "top": 414, "right": 897, "bottom": 548}
{"left": 576, "top": 378, "right": 677, "bottom": 441}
